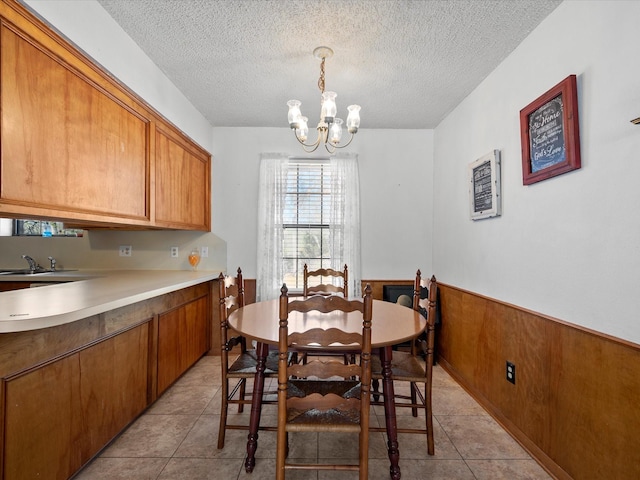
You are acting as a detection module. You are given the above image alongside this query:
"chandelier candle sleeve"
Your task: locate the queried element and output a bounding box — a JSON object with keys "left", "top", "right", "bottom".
{"left": 347, "top": 105, "right": 361, "bottom": 133}
{"left": 330, "top": 118, "right": 343, "bottom": 143}
{"left": 321, "top": 91, "right": 337, "bottom": 122}
{"left": 287, "top": 100, "right": 302, "bottom": 127}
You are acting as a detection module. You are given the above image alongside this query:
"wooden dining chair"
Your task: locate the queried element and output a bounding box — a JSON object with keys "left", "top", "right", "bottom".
{"left": 303, "top": 263, "right": 349, "bottom": 297}
{"left": 299, "top": 263, "right": 353, "bottom": 365}
{"left": 276, "top": 283, "right": 373, "bottom": 480}
{"left": 370, "top": 271, "right": 438, "bottom": 456}
{"left": 217, "top": 268, "right": 280, "bottom": 449}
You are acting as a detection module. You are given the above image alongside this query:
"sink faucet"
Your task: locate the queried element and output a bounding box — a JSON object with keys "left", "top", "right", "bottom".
{"left": 48, "top": 256, "right": 57, "bottom": 272}
{"left": 22, "top": 255, "right": 39, "bottom": 272}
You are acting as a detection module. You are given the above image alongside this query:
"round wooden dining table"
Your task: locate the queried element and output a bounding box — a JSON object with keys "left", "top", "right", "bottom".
{"left": 228, "top": 297, "right": 426, "bottom": 480}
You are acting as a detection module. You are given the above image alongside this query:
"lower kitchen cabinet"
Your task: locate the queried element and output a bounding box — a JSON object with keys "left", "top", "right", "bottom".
{"left": 157, "top": 295, "right": 210, "bottom": 395}
{"left": 0, "top": 282, "right": 212, "bottom": 480}
{"left": 2, "top": 324, "right": 149, "bottom": 480}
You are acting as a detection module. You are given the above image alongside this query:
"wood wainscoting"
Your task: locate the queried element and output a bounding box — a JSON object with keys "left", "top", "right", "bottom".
{"left": 437, "top": 282, "right": 640, "bottom": 480}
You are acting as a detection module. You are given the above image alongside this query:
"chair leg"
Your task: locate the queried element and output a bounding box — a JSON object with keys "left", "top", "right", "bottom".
{"left": 238, "top": 378, "right": 246, "bottom": 413}
{"left": 276, "top": 429, "right": 287, "bottom": 480}
{"left": 217, "top": 379, "right": 229, "bottom": 449}
{"left": 285, "top": 431, "right": 289, "bottom": 458}
{"left": 425, "top": 383, "right": 435, "bottom": 455}
{"left": 410, "top": 382, "right": 418, "bottom": 417}
{"left": 372, "top": 378, "right": 381, "bottom": 402}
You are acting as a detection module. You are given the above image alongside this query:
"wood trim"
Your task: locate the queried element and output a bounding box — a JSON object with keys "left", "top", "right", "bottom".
{"left": 437, "top": 282, "right": 640, "bottom": 480}
{"left": 147, "top": 314, "right": 159, "bottom": 405}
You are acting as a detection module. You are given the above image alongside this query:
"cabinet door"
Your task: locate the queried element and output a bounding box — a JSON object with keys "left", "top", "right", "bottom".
{"left": 2, "top": 324, "right": 150, "bottom": 480}
{"left": 0, "top": 23, "right": 150, "bottom": 224}
{"left": 154, "top": 126, "right": 211, "bottom": 231}
{"left": 4, "top": 355, "right": 82, "bottom": 480}
{"left": 78, "top": 324, "right": 149, "bottom": 463}
{"left": 157, "top": 296, "right": 210, "bottom": 394}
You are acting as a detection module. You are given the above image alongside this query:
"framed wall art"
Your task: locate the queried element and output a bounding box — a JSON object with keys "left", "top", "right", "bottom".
{"left": 468, "top": 150, "right": 501, "bottom": 220}
{"left": 519, "top": 74, "right": 581, "bottom": 185}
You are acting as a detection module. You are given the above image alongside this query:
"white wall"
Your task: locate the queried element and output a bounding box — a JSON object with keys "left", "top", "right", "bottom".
{"left": 212, "top": 127, "right": 434, "bottom": 279}
{"left": 433, "top": 0, "right": 640, "bottom": 344}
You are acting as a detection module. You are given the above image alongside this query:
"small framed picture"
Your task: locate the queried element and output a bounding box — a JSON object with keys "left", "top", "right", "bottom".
{"left": 469, "top": 150, "right": 501, "bottom": 220}
{"left": 520, "top": 75, "right": 581, "bottom": 185}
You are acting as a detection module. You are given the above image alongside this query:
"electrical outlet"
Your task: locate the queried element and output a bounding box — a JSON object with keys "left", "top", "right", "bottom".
{"left": 119, "top": 245, "right": 132, "bottom": 257}
{"left": 200, "top": 246, "right": 208, "bottom": 258}
{"left": 506, "top": 361, "right": 516, "bottom": 384}
{"left": 170, "top": 246, "right": 179, "bottom": 258}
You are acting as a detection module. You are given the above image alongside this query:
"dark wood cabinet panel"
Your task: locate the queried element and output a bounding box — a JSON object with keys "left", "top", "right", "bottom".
{"left": 78, "top": 324, "right": 149, "bottom": 462}
{"left": 157, "top": 295, "right": 209, "bottom": 394}
{"left": 0, "top": 23, "right": 150, "bottom": 224}
{"left": 3, "top": 355, "right": 82, "bottom": 480}
{"left": 154, "top": 127, "right": 211, "bottom": 231}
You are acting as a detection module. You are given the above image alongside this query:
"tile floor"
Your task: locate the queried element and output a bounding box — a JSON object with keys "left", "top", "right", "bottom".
{"left": 75, "top": 356, "right": 552, "bottom": 479}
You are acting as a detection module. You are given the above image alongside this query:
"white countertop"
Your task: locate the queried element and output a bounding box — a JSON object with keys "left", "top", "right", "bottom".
{"left": 0, "top": 270, "right": 220, "bottom": 333}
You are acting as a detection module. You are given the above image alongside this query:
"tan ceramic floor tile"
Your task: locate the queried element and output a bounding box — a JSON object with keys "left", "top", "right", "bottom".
{"left": 437, "top": 414, "right": 530, "bottom": 460}
{"left": 158, "top": 457, "right": 242, "bottom": 479}
{"left": 174, "top": 414, "right": 244, "bottom": 459}
{"left": 432, "top": 384, "right": 488, "bottom": 415}
{"left": 101, "top": 414, "right": 199, "bottom": 458}
{"left": 148, "top": 384, "right": 217, "bottom": 415}
{"left": 241, "top": 458, "right": 318, "bottom": 480}
{"left": 174, "top": 359, "right": 221, "bottom": 388}
{"left": 396, "top": 458, "right": 477, "bottom": 479}
{"left": 394, "top": 418, "right": 461, "bottom": 460}
{"left": 74, "top": 457, "right": 169, "bottom": 480}
{"left": 466, "top": 459, "right": 553, "bottom": 479}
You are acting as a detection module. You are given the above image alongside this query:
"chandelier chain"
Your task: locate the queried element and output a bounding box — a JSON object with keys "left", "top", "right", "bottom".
{"left": 317, "top": 56, "right": 326, "bottom": 94}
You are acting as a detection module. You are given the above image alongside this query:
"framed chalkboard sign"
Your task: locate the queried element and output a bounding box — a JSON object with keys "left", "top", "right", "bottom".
{"left": 468, "top": 150, "right": 501, "bottom": 220}
{"left": 520, "top": 75, "right": 581, "bottom": 185}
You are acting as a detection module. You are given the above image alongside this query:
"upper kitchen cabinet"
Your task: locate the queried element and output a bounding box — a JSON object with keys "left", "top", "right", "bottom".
{"left": 0, "top": 0, "right": 211, "bottom": 231}
{"left": 1, "top": 21, "right": 150, "bottom": 225}
{"left": 154, "top": 126, "right": 211, "bottom": 231}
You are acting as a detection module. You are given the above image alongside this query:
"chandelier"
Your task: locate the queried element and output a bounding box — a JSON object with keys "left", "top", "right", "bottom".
{"left": 287, "top": 47, "right": 361, "bottom": 153}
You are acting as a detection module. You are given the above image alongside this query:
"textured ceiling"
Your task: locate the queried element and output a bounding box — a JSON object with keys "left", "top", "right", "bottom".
{"left": 96, "top": 0, "right": 562, "bottom": 129}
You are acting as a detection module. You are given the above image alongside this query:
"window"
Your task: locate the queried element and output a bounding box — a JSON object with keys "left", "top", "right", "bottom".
{"left": 282, "top": 161, "right": 332, "bottom": 290}
{"left": 257, "top": 153, "right": 360, "bottom": 301}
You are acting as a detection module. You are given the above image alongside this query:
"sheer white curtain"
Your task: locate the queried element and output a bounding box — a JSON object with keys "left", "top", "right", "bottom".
{"left": 256, "top": 153, "right": 288, "bottom": 301}
{"left": 329, "top": 153, "right": 362, "bottom": 297}
{"left": 256, "top": 152, "right": 361, "bottom": 301}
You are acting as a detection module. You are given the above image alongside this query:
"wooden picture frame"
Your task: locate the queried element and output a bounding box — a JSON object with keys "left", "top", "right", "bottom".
{"left": 520, "top": 75, "right": 581, "bottom": 185}
{"left": 469, "top": 150, "right": 501, "bottom": 220}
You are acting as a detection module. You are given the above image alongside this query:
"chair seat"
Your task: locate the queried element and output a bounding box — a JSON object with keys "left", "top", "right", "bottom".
{"left": 228, "top": 349, "right": 281, "bottom": 376}
{"left": 286, "top": 380, "right": 362, "bottom": 429}
{"left": 371, "top": 351, "right": 425, "bottom": 381}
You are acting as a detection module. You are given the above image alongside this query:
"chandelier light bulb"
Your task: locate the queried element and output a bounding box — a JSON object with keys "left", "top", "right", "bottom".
{"left": 287, "top": 100, "right": 302, "bottom": 127}
{"left": 321, "top": 91, "right": 337, "bottom": 123}
{"left": 296, "top": 116, "right": 309, "bottom": 142}
{"left": 330, "top": 118, "right": 343, "bottom": 144}
{"left": 346, "top": 105, "right": 361, "bottom": 133}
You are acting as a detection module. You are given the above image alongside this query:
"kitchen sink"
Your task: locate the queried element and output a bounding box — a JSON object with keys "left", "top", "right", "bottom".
{"left": 0, "top": 269, "right": 77, "bottom": 275}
